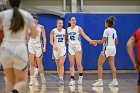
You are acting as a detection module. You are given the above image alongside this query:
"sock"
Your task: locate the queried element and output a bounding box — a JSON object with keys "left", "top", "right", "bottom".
{"left": 98, "top": 79, "right": 102, "bottom": 81}
{"left": 59, "top": 77, "right": 63, "bottom": 80}
{"left": 71, "top": 76, "right": 75, "bottom": 80}
{"left": 79, "top": 73, "right": 83, "bottom": 76}
{"left": 113, "top": 78, "right": 117, "bottom": 81}
{"left": 11, "top": 89, "right": 19, "bottom": 93}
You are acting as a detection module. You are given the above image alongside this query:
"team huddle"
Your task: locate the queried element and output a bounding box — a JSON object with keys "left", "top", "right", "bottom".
{"left": 29, "top": 16, "right": 119, "bottom": 87}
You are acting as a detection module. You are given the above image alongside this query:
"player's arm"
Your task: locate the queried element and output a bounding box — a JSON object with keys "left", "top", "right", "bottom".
{"left": 115, "top": 38, "right": 118, "bottom": 45}
{"left": 50, "top": 30, "right": 55, "bottom": 46}
{"left": 78, "top": 27, "right": 92, "bottom": 43}
{"left": 126, "top": 36, "right": 137, "bottom": 66}
{"left": 41, "top": 26, "right": 46, "bottom": 52}
{"left": 64, "top": 30, "right": 68, "bottom": 44}
{"left": 96, "top": 37, "right": 107, "bottom": 44}
{"left": 50, "top": 30, "right": 58, "bottom": 51}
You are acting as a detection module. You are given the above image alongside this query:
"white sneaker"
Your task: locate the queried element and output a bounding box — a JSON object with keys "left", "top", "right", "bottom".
{"left": 40, "top": 75, "right": 46, "bottom": 84}
{"left": 109, "top": 80, "right": 118, "bottom": 87}
{"left": 69, "top": 79, "right": 75, "bottom": 86}
{"left": 29, "top": 80, "right": 34, "bottom": 86}
{"left": 78, "top": 76, "right": 83, "bottom": 85}
{"left": 59, "top": 79, "right": 64, "bottom": 85}
{"left": 92, "top": 80, "right": 103, "bottom": 87}
{"left": 29, "top": 77, "right": 35, "bottom": 86}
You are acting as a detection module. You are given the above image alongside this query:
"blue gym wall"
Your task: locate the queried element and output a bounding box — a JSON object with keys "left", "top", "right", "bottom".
{"left": 37, "top": 13, "right": 140, "bottom": 70}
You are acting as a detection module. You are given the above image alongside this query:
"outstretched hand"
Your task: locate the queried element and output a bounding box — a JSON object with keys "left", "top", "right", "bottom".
{"left": 90, "top": 40, "right": 97, "bottom": 46}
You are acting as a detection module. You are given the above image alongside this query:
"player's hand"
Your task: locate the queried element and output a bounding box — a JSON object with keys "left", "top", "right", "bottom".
{"left": 53, "top": 45, "right": 58, "bottom": 51}
{"left": 90, "top": 40, "right": 97, "bottom": 46}
{"left": 134, "top": 63, "right": 139, "bottom": 72}
{"left": 43, "top": 47, "right": 46, "bottom": 52}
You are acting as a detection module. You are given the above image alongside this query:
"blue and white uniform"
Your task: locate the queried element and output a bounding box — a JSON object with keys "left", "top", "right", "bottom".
{"left": 28, "top": 24, "right": 43, "bottom": 57}
{"left": 67, "top": 25, "right": 82, "bottom": 55}
{"left": 53, "top": 28, "right": 66, "bottom": 59}
{"left": 101, "top": 28, "right": 117, "bottom": 57}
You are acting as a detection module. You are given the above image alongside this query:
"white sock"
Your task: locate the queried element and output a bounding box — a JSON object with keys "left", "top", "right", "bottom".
{"left": 113, "top": 78, "right": 117, "bottom": 81}
{"left": 98, "top": 79, "right": 102, "bottom": 82}
{"left": 79, "top": 76, "right": 83, "bottom": 78}
{"left": 59, "top": 77, "right": 63, "bottom": 80}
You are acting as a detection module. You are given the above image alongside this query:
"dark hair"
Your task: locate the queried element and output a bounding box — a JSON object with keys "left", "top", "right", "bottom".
{"left": 56, "top": 19, "right": 63, "bottom": 24}
{"left": 106, "top": 16, "right": 115, "bottom": 27}
{"left": 68, "top": 17, "right": 76, "bottom": 27}
{"left": 33, "top": 16, "right": 38, "bottom": 20}
{"left": 9, "top": 0, "right": 24, "bottom": 33}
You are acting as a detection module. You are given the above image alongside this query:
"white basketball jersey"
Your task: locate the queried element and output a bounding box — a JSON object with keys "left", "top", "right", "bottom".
{"left": 53, "top": 28, "right": 66, "bottom": 47}
{"left": 29, "top": 24, "right": 43, "bottom": 43}
{"left": 67, "top": 25, "right": 81, "bottom": 45}
{"left": 103, "top": 28, "right": 117, "bottom": 46}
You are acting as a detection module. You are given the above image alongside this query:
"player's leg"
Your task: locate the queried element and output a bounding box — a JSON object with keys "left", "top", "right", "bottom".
{"left": 92, "top": 53, "right": 106, "bottom": 87}
{"left": 58, "top": 56, "right": 66, "bottom": 85}
{"left": 13, "top": 68, "right": 28, "bottom": 93}
{"left": 4, "top": 68, "right": 15, "bottom": 93}
{"left": 68, "top": 46, "right": 76, "bottom": 86}
{"left": 28, "top": 43, "right": 36, "bottom": 86}
{"left": 29, "top": 53, "right": 35, "bottom": 86}
{"left": 75, "top": 51, "right": 83, "bottom": 85}
{"left": 108, "top": 56, "right": 118, "bottom": 86}
{"left": 55, "top": 59, "right": 60, "bottom": 77}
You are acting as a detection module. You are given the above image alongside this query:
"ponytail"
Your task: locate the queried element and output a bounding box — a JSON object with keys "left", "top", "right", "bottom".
{"left": 106, "top": 16, "right": 115, "bottom": 27}
{"left": 8, "top": 0, "right": 24, "bottom": 33}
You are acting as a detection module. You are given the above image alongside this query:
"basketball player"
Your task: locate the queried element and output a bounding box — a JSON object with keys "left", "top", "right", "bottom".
{"left": 67, "top": 17, "right": 95, "bottom": 86}
{"left": 28, "top": 16, "right": 46, "bottom": 86}
{"left": 127, "top": 28, "right": 140, "bottom": 93}
{"left": 50, "top": 19, "right": 66, "bottom": 85}
{"left": 92, "top": 16, "right": 119, "bottom": 87}
{"left": 0, "top": 0, "right": 37, "bottom": 93}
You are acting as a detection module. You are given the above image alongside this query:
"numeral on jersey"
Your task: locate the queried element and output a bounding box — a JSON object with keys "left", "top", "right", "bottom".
{"left": 112, "top": 33, "right": 114, "bottom": 40}
{"left": 70, "top": 36, "right": 75, "bottom": 41}
{"left": 58, "top": 38, "right": 63, "bottom": 42}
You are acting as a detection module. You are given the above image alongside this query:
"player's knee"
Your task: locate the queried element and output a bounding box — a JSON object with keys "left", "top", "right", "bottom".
{"left": 59, "top": 62, "right": 64, "bottom": 67}
{"left": 98, "top": 63, "right": 103, "bottom": 66}
{"left": 70, "top": 63, "right": 74, "bottom": 67}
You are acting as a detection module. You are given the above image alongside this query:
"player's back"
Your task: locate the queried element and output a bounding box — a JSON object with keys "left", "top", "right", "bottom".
{"left": 1, "top": 9, "right": 33, "bottom": 43}
{"left": 103, "top": 28, "right": 117, "bottom": 46}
